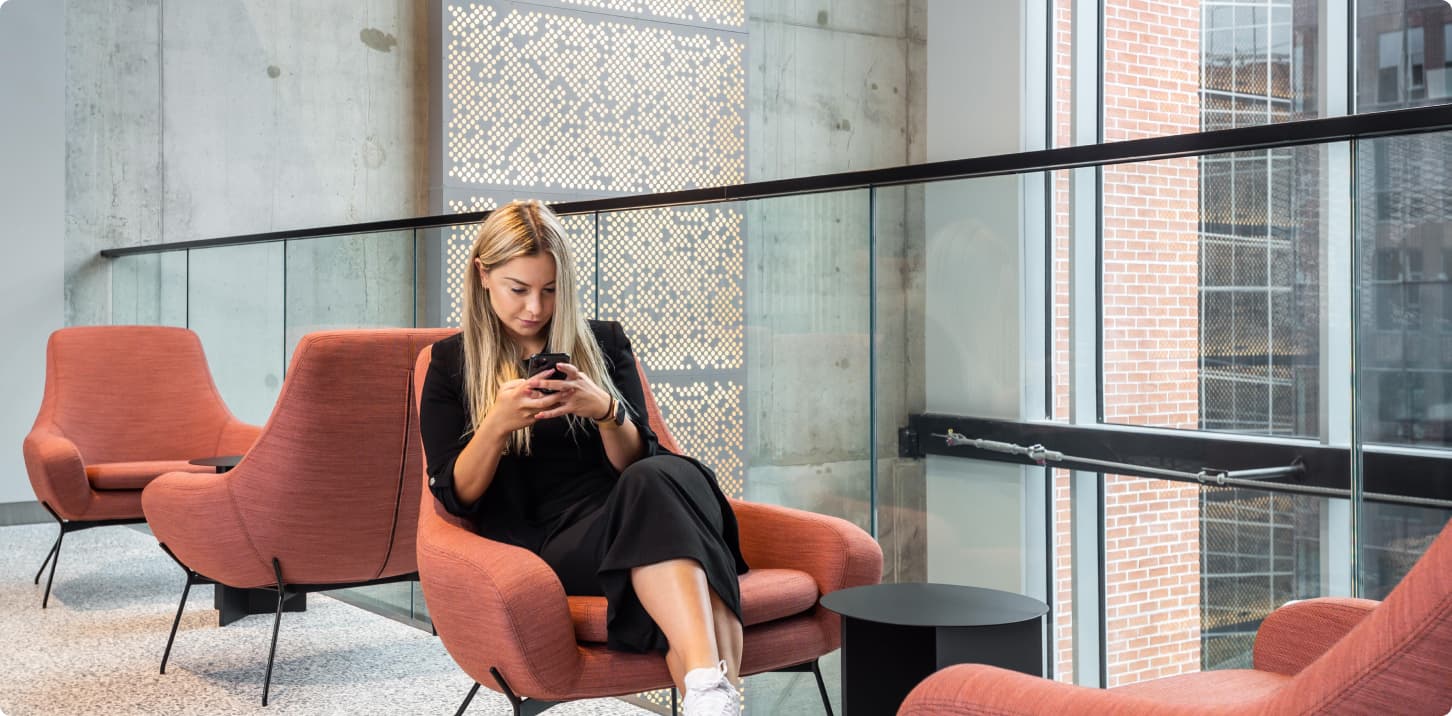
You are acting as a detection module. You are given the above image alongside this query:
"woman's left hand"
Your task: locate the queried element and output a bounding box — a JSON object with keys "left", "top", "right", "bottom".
{"left": 529, "top": 363, "right": 612, "bottom": 421}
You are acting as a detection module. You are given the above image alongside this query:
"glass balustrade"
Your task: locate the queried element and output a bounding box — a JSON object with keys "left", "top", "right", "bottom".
{"left": 103, "top": 126, "right": 1452, "bottom": 709}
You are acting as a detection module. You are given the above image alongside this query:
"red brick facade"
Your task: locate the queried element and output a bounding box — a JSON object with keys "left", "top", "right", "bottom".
{"left": 1052, "top": 0, "right": 1204, "bottom": 686}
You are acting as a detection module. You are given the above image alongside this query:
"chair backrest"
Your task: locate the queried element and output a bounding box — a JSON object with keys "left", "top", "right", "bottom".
{"left": 226, "top": 328, "right": 454, "bottom": 583}
{"left": 1268, "top": 516, "right": 1452, "bottom": 713}
{"left": 36, "top": 326, "right": 241, "bottom": 463}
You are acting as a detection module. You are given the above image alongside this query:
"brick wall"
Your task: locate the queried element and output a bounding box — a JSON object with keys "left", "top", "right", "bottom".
{"left": 1051, "top": 0, "right": 1204, "bottom": 687}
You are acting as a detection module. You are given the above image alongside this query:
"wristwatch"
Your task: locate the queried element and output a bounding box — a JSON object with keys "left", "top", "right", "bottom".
{"left": 595, "top": 397, "right": 627, "bottom": 427}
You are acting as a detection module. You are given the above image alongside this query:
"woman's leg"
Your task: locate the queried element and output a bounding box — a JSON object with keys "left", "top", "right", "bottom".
{"left": 709, "top": 591, "right": 744, "bottom": 688}
{"left": 631, "top": 558, "right": 720, "bottom": 692}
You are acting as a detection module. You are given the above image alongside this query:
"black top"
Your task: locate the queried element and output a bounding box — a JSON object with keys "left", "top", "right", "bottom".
{"left": 819, "top": 583, "right": 1049, "bottom": 627}
{"left": 419, "top": 320, "right": 667, "bottom": 552}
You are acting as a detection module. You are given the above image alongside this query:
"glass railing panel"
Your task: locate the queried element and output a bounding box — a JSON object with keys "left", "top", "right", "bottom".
{"left": 187, "top": 242, "right": 285, "bottom": 426}
{"left": 1195, "top": 489, "right": 1330, "bottom": 669}
{"left": 289, "top": 229, "right": 423, "bottom": 622}
{"left": 872, "top": 183, "right": 926, "bottom": 589}
{"left": 594, "top": 190, "right": 869, "bottom": 713}
{"left": 884, "top": 172, "right": 1054, "bottom": 588}
{"left": 1100, "top": 472, "right": 1204, "bottom": 686}
{"left": 110, "top": 251, "right": 187, "bottom": 327}
{"left": 1355, "top": 130, "right": 1452, "bottom": 593}
{"left": 1101, "top": 144, "right": 1330, "bottom": 439}
{"left": 1361, "top": 500, "right": 1452, "bottom": 598}
{"left": 1102, "top": 478, "right": 1332, "bottom": 686}
{"left": 281, "top": 230, "right": 420, "bottom": 358}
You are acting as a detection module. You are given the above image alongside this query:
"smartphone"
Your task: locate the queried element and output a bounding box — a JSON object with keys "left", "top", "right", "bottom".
{"left": 523, "top": 352, "right": 570, "bottom": 394}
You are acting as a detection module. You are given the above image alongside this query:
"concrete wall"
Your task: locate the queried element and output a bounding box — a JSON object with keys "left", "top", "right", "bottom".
{"left": 66, "top": 0, "right": 427, "bottom": 423}
{"left": 742, "top": 0, "right": 927, "bottom": 584}
{"left": 0, "top": 0, "right": 66, "bottom": 509}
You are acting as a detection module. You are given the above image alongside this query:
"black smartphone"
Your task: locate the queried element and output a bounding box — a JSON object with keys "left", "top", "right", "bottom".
{"left": 523, "top": 352, "right": 570, "bottom": 394}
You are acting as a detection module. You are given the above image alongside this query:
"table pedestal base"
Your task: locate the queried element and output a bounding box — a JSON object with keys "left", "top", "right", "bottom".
{"left": 839, "top": 615, "right": 1042, "bottom": 716}
{"left": 215, "top": 585, "right": 307, "bottom": 627}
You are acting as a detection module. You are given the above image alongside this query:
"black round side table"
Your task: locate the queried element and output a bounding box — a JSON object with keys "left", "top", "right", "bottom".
{"left": 820, "top": 582, "right": 1048, "bottom": 716}
{"left": 188, "top": 455, "right": 242, "bottom": 473}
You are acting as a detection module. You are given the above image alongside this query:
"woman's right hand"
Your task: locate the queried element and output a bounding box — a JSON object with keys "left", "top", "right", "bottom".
{"left": 480, "top": 378, "right": 561, "bottom": 437}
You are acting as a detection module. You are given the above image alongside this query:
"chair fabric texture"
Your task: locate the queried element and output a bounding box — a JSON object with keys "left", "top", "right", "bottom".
{"left": 142, "top": 328, "right": 455, "bottom": 589}
{"left": 899, "top": 519, "right": 1452, "bottom": 716}
{"left": 413, "top": 339, "right": 884, "bottom": 701}
{"left": 24, "top": 326, "right": 261, "bottom": 522}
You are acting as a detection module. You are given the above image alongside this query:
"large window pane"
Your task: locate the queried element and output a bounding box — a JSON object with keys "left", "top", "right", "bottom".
{"left": 1356, "top": 132, "right": 1452, "bottom": 449}
{"left": 1357, "top": 1, "right": 1452, "bottom": 112}
{"left": 1355, "top": 132, "right": 1452, "bottom": 603}
{"left": 1102, "top": 0, "right": 1321, "bottom": 144}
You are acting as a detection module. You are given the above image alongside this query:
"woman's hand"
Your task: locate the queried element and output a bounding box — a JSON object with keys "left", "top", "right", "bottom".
{"left": 480, "top": 378, "right": 562, "bottom": 436}
{"left": 529, "top": 363, "right": 613, "bottom": 421}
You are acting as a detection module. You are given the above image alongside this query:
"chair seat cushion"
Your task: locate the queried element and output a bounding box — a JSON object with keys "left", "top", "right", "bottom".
{"left": 569, "top": 568, "right": 819, "bottom": 644}
{"left": 1110, "top": 668, "right": 1291, "bottom": 706}
{"left": 86, "top": 460, "right": 214, "bottom": 491}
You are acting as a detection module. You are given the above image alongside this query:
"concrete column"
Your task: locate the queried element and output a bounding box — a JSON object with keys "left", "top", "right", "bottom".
{"left": 922, "top": 0, "right": 1042, "bottom": 591}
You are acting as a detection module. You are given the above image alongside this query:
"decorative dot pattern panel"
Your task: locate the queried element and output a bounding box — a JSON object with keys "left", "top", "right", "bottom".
{"left": 445, "top": 3, "right": 746, "bottom": 194}
{"left": 551, "top": 0, "right": 744, "bottom": 27}
{"left": 598, "top": 205, "right": 744, "bottom": 372}
{"left": 652, "top": 380, "right": 745, "bottom": 497}
{"left": 443, "top": 197, "right": 597, "bottom": 326}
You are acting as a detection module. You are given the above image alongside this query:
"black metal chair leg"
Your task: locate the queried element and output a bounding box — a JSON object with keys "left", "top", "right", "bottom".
{"left": 41, "top": 529, "right": 65, "bottom": 608}
{"left": 455, "top": 682, "right": 481, "bottom": 716}
{"left": 34, "top": 532, "right": 61, "bottom": 585}
{"left": 811, "top": 659, "right": 834, "bottom": 716}
{"left": 261, "top": 558, "right": 285, "bottom": 707}
{"left": 671, "top": 687, "right": 679, "bottom": 715}
{"left": 160, "top": 572, "right": 196, "bottom": 674}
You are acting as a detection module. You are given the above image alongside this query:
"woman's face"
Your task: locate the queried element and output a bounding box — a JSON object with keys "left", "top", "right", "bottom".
{"left": 479, "top": 252, "right": 557, "bottom": 345}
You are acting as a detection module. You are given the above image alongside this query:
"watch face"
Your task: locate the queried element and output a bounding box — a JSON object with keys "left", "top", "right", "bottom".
{"left": 614, "top": 399, "right": 627, "bottom": 425}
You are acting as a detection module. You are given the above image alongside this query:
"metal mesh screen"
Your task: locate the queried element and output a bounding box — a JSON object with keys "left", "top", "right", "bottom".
{"left": 1199, "top": 488, "right": 1321, "bottom": 670}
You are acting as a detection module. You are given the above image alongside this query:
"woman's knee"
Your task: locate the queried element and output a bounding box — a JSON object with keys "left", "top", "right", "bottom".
{"left": 618, "top": 455, "right": 681, "bottom": 485}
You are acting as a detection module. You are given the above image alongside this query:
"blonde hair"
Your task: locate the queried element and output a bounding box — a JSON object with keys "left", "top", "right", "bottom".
{"left": 461, "top": 200, "right": 624, "bottom": 454}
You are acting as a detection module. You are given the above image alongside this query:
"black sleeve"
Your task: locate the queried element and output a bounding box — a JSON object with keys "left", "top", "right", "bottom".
{"left": 606, "top": 322, "right": 668, "bottom": 459}
{"left": 420, "top": 339, "right": 493, "bottom": 521}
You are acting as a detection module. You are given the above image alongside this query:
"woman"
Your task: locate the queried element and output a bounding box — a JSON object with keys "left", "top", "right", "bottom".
{"left": 420, "top": 200, "right": 748, "bottom": 716}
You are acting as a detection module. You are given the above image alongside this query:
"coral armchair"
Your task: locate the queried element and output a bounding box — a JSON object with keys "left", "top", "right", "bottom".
{"left": 412, "top": 341, "right": 884, "bottom": 716}
{"left": 899, "top": 517, "right": 1452, "bottom": 716}
{"left": 141, "top": 328, "right": 455, "bottom": 705}
{"left": 23, "top": 326, "right": 260, "bottom": 608}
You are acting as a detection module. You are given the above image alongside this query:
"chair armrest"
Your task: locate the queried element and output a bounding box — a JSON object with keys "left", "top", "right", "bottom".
{"left": 215, "top": 419, "right": 263, "bottom": 456}
{"left": 730, "top": 499, "right": 883, "bottom": 595}
{"left": 142, "top": 471, "right": 274, "bottom": 588}
{"left": 1252, "top": 597, "right": 1380, "bottom": 676}
{"left": 22, "top": 427, "right": 90, "bottom": 518}
{"left": 900, "top": 664, "right": 1201, "bottom": 716}
{"left": 416, "top": 516, "right": 583, "bottom": 699}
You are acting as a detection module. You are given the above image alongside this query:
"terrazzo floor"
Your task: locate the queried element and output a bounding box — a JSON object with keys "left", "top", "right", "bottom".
{"left": 0, "top": 522, "right": 653, "bottom": 716}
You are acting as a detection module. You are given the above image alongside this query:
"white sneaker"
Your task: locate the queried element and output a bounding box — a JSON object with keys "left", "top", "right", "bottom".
{"left": 682, "top": 661, "right": 740, "bottom": 716}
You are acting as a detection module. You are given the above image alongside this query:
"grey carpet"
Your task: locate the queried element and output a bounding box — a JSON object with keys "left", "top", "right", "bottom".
{"left": 0, "top": 522, "right": 652, "bottom": 716}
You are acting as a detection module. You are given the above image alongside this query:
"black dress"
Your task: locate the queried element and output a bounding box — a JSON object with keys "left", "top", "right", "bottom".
{"left": 420, "top": 320, "right": 749, "bottom": 653}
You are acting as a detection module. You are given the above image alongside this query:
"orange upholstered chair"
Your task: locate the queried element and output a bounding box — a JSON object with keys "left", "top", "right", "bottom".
{"left": 23, "top": 325, "right": 261, "bottom": 608}
{"left": 412, "top": 341, "right": 884, "bottom": 716}
{"left": 899, "top": 517, "right": 1452, "bottom": 716}
{"left": 142, "top": 328, "right": 455, "bottom": 706}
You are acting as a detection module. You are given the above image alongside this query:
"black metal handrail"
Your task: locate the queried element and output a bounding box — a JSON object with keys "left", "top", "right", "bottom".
{"left": 99, "top": 102, "right": 1452, "bottom": 258}
{"left": 905, "top": 415, "right": 1452, "bottom": 509}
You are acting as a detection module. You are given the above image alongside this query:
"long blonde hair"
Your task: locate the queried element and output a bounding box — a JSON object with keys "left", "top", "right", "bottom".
{"left": 461, "top": 200, "right": 624, "bottom": 454}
